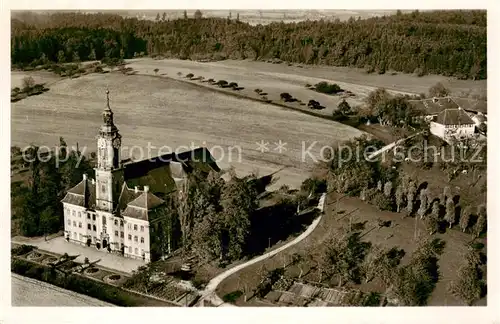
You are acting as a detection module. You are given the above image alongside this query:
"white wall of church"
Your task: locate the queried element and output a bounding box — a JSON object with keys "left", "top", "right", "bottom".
{"left": 124, "top": 216, "right": 151, "bottom": 262}
{"left": 63, "top": 203, "right": 91, "bottom": 244}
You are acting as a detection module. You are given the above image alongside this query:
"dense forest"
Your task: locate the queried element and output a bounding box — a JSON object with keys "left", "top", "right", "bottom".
{"left": 11, "top": 10, "right": 486, "bottom": 79}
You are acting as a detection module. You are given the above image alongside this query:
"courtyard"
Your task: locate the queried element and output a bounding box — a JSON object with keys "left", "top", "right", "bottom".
{"left": 11, "top": 235, "right": 145, "bottom": 274}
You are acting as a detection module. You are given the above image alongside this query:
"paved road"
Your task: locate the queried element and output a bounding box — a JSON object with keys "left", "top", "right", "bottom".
{"left": 11, "top": 274, "right": 114, "bottom": 307}
{"left": 198, "top": 193, "right": 326, "bottom": 306}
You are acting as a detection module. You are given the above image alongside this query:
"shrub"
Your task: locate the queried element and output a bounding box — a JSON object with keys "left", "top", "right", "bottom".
{"left": 338, "top": 99, "right": 351, "bottom": 115}
{"left": 414, "top": 67, "right": 426, "bottom": 77}
{"left": 308, "top": 99, "right": 322, "bottom": 109}
{"left": 314, "top": 81, "right": 343, "bottom": 94}
{"left": 254, "top": 88, "right": 262, "bottom": 94}
{"left": 280, "top": 92, "right": 292, "bottom": 101}
{"left": 216, "top": 80, "right": 228, "bottom": 87}
{"left": 300, "top": 177, "right": 327, "bottom": 195}
{"left": 11, "top": 244, "right": 35, "bottom": 256}
{"left": 229, "top": 82, "right": 238, "bottom": 89}
{"left": 371, "top": 192, "right": 394, "bottom": 211}
{"left": 185, "top": 73, "right": 194, "bottom": 79}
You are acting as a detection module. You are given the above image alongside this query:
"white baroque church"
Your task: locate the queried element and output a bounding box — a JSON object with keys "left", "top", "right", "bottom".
{"left": 61, "top": 91, "right": 219, "bottom": 263}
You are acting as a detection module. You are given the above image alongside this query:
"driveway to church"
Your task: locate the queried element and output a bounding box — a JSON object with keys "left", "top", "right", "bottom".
{"left": 198, "top": 193, "right": 326, "bottom": 307}
{"left": 11, "top": 236, "right": 145, "bottom": 274}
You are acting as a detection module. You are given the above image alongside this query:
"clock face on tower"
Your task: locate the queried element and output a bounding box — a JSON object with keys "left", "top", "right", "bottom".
{"left": 112, "top": 137, "right": 121, "bottom": 149}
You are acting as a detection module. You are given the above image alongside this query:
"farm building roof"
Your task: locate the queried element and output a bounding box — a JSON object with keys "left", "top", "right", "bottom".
{"left": 409, "top": 97, "right": 487, "bottom": 115}
{"left": 435, "top": 108, "right": 475, "bottom": 126}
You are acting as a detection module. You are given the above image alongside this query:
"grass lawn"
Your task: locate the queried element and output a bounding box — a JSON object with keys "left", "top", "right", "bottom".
{"left": 216, "top": 191, "right": 486, "bottom": 306}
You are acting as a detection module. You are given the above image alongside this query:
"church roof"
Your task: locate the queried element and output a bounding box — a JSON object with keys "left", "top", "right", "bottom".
{"left": 61, "top": 176, "right": 96, "bottom": 209}
{"left": 128, "top": 191, "right": 165, "bottom": 210}
{"left": 435, "top": 108, "right": 475, "bottom": 126}
{"left": 123, "top": 147, "right": 219, "bottom": 197}
{"left": 118, "top": 186, "right": 166, "bottom": 221}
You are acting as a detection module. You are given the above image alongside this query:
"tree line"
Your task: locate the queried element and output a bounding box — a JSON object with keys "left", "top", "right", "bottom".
{"left": 11, "top": 10, "right": 486, "bottom": 79}
{"left": 11, "top": 138, "right": 94, "bottom": 237}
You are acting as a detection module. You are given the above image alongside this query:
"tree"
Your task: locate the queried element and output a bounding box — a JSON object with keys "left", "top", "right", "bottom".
{"left": 194, "top": 10, "right": 203, "bottom": 19}
{"left": 363, "top": 246, "right": 404, "bottom": 285}
{"left": 429, "top": 82, "right": 450, "bottom": 97}
{"left": 395, "top": 185, "right": 404, "bottom": 213}
{"left": 88, "top": 48, "right": 97, "bottom": 61}
{"left": 57, "top": 50, "right": 66, "bottom": 63}
{"left": 459, "top": 206, "right": 471, "bottom": 232}
{"left": 473, "top": 204, "right": 486, "bottom": 238}
{"left": 431, "top": 200, "right": 440, "bottom": 220}
{"left": 321, "top": 232, "right": 371, "bottom": 286}
{"left": 387, "top": 238, "right": 444, "bottom": 306}
{"left": 39, "top": 207, "right": 58, "bottom": 236}
{"left": 448, "top": 251, "right": 483, "bottom": 305}
{"left": 418, "top": 189, "right": 428, "bottom": 219}
{"left": 382, "top": 181, "right": 392, "bottom": 197}
{"left": 155, "top": 13, "right": 160, "bottom": 21}
{"left": 183, "top": 10, "right": 188, "bottom": 19}
{"left": 219, "top": 174, "right": 258, "bottom": 261}
{"left": 441, "top": 186, "right": 452, "bottom": 204}
{"left": 162, "top": 12, "right": 167, "bottom": 21}
{"left": 22, "top": 76, "right": 35, "bottom": 92}
{"left": 338, "top": 100, "right": 351, "bottom": 116}
{"left": 153, "top": 68, "right": 159, "bottom": 75}
{"left": 424, "top": 214, "right": 439, "bottom": 235}
{"left": 444, "top": 197, "right": 455, "bottom": 228}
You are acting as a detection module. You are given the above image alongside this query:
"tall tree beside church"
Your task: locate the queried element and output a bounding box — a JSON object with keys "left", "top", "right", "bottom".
{"left": 220, "top": 174, "right": 258, "bottom": 261}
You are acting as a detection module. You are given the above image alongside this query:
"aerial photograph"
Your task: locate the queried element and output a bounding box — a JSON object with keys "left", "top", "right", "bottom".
{"left": 9, "top": 9, "right": 487, "bottom": 308}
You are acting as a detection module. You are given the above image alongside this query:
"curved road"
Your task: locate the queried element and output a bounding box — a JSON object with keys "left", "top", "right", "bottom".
{"left": 198, "top": 193, "right": 326, "bottom": 306}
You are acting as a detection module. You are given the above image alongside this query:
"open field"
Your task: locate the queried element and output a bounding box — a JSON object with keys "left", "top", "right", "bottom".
{"left": 11, "top": 70, "right": 62, "bottom": 89}
{"left": 11, "top": 273, "right": 114, "bottom": 306}
{"left": 126, "top": 58, "right": 486, "bottom": 117}
{"left": 216, "top": 192, "right": 486, "bottom": 306}
{"left": 11, "top": 69, "right": 362, "bottom": 189}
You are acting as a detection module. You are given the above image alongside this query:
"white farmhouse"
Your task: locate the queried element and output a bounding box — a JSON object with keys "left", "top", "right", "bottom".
{"left": 429, "top": 107, "right": 476, "bottom": 142}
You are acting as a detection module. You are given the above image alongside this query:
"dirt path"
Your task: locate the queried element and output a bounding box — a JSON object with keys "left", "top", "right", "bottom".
{"left": 197, "top": 193, "right": 326, "bottom": 307}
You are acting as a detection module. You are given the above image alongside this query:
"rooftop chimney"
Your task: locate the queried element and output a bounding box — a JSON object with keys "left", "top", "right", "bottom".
{"left": 134, "top": 186, "right": 139, "bottom": 193}
{"left": 144, "top": 185, "right": 149, "bottom": 193}
{"left": 83, "top": 173, "right": 87, "bottom": 180}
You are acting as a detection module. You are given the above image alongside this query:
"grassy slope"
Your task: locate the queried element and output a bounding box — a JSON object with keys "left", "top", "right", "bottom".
{"left": 216, "top": 192, "right": 486, "bottom": 306}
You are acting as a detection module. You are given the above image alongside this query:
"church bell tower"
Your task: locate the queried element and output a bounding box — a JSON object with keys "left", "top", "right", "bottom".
{"left": 95, "top": 90, "right": 123, "bottom": 212}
